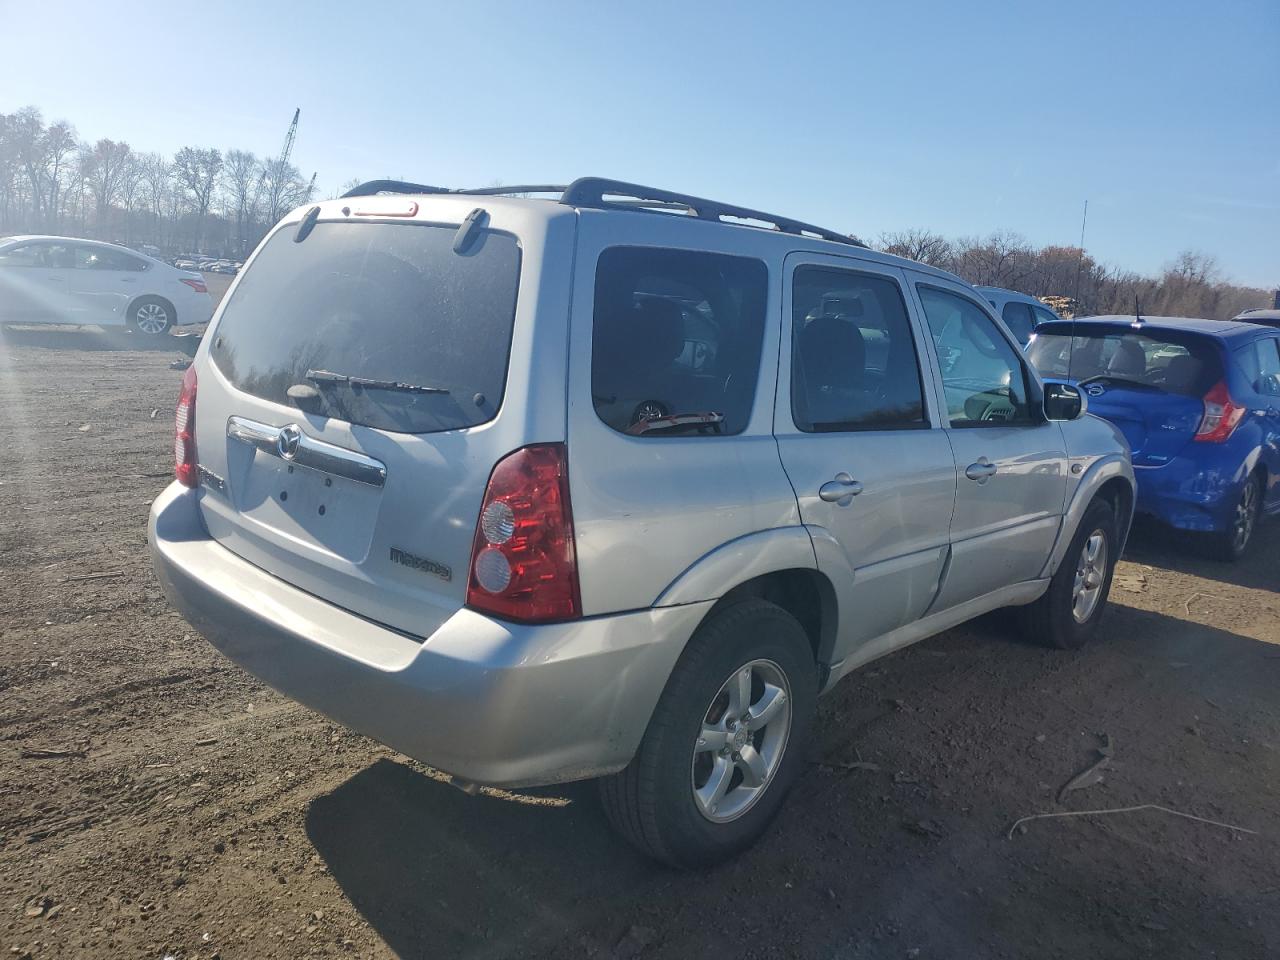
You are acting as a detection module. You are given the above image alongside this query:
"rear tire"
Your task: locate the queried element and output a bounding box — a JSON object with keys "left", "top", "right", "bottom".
{"left": 1020, "top": 498, "right": 1117, "bottom": 650}
{"left": 126, "top": 296, "right": 174, "bottom": 336}
{"left": 1207, "top": 472, "right": 1261, "bottom": 562}
{"left": 599, "top": 598, "right": 817, "bottom": 867}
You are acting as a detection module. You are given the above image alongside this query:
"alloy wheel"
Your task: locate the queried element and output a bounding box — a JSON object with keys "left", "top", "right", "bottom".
{"left": 1233, "top": 480, "right": 1258, "bottom": 553}
{"left": 1071, "top": 529, "right": 1108, "bottom": 624}
{"left": 691, "top": 658, "right": 792, "bottom": 823}
{"left": 135, "top": 302, "right": 170, "bottom": 334}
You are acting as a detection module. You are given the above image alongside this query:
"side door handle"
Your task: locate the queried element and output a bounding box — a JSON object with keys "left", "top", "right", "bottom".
{"left": 819, "top": 472, "right": 863, "bottom": 505}
{"left": 965, "top": 459, "right": 998, "bottom": 483}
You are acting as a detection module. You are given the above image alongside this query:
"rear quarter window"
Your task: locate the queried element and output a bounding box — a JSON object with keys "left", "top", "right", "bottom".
{"left": 591, "top": 246, "right": 768, "bottom": 437}
{"left": 210, "top": 220, "right": 520, "bottom": 434}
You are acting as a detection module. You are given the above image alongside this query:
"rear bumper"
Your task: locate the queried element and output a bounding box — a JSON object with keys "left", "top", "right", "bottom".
{"left": 1133, "top": 453, "right": 1244, "bottom": 532}
{"left": 148, "top": 483, "right": 708, "bottom": 787}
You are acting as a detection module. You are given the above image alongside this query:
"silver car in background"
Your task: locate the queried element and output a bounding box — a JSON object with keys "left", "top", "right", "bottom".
{"left": 0, "top": 235, "right": 213, "bottom": 333}
{"left": 976, "top": 284, "right": 1063, "bottom": 346}
{"left": 149, "top": 178, "right": 1134, "bottom": 866}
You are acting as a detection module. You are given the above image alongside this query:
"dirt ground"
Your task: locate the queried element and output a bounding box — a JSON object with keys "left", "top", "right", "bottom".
{"left": 1, "top": 329, "right": 1277, "bottom": 960}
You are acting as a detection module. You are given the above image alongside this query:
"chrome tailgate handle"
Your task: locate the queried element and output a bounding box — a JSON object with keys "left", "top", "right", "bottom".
{"left": 227, "top": 416, "right": 387, "bottom": 488}
{"left": 819, "top": 473, "right": 863, "bottom": 505}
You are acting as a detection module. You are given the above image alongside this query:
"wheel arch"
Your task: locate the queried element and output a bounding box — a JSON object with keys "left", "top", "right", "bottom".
{"left": 1041, "top": 454, "right": 1135, "bottom": 577}
{"left": 653, "top": 526, "right": 837, "bottom": 672}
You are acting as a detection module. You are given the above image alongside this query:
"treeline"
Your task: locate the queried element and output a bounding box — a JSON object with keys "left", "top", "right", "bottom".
{"left": 1, "top": 104, "right": 1274, "bottom": 316}
{"left": 0, "top": 106, "right": 315, "bottom": 257}
{"left": 876, "top": 229, "right": 1274, "bottom": 320}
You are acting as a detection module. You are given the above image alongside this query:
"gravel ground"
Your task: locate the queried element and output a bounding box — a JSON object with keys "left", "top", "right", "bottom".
{"left": 1, "top": 328, "right": 1277, "bottom": 960}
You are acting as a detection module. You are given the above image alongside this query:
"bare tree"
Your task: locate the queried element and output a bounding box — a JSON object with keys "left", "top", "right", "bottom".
{"left": 117, "top": 153, "right": 144, "bottom": 244}
{"left": 878, "top": 228, "right": 953, "bottom": 267}
{"left": 221, "top": 149, "right": 258, "bottom": 254}
{"left": 137, "top": 153, "right": 172, "bottom": 247}
{"left": 173, "top": 146, "right": 222, "bottom": 250}
{"left": 83, "top": 138, "right": 132, "bottom": 237}
{"left": 258, "top": 155, "right": 313, "bottom": 228}
{"left": 42, "top": 121, "right": 78, "bottom": 230}
{"left": 11, "top": 107, "right": 51, "bottom": 229}
{"left": 949, "top": 231, "right": 1034, "bottom": 288}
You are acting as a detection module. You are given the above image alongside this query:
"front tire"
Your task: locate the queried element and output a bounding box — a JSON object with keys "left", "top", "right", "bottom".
{"left": 1020, "top": 497, "right": 1117, "bottom": 650}
{"left": 1207, "top": 472, "right": 1261, "bottom": 562}
{"left": 126, "top": 296, "right": 174, "bottom": 336}
{"left": 599, "top": 598, "right": 817, "bottom": 867}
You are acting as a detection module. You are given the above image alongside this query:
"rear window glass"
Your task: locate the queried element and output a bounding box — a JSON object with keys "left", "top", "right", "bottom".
{"left": 1028, "top": 326, "right": 1221, "bottom": 396}
{"left": 210, "top": 220, "right": 520, "bottom": 434}
{"left": 591, "top": 247, "right": 767, "bottom": 437}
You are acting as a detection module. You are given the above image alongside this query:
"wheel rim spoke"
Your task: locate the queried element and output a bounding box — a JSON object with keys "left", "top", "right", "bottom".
{"left": 746, "top": 684, "right": 786, "bottom": 731}
{"left": 736, "top": 744, "right": 767, "bottom": 787}
{"left": 727, "top": 667, "right": 752, "bottom": 716}
{"left": 695, "top": 756, "right": 734, "bottom": 813}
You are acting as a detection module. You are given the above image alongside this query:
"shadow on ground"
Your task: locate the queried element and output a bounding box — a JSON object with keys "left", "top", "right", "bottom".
{"left": 1, "top": 324, "right": 202, "bottom": 354}
{"left": 306, "top": 761, "right": 662, "bottom": 958}
{"left": 1124, "top": 515, "right": 1278, "bottom": 593}
{"left": 308, "top": 600, "right": 1280, "bottom": 959}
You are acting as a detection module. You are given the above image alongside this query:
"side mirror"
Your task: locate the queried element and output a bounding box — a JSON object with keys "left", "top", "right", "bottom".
{"left": 1044, "top": 381, "right": 1087, "bottom": 421}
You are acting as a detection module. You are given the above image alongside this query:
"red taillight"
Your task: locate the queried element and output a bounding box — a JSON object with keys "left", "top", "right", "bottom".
{"left": 174, "top": 366, "right": 199, "bottom": 487}
{"left": 465, "top": 444, "right": 581, "bottom": 623}
{"left": 1194, "top": 380, "right": 1245, "bottom": 443}
{"left": 180, "top": 277, "right": 207, "bottom": 294}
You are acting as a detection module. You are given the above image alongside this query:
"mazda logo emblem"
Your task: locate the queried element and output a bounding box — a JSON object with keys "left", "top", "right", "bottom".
{"left": 277, "top": 424, "right": 303, "bottom": 460}
{"left": 1086, "top": 384, "right": 1105, "bottom": 397}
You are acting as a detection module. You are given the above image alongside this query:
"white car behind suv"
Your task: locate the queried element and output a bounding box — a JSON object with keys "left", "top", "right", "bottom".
{"left": 0, "top": 235, "right": 214, "bottom": 334}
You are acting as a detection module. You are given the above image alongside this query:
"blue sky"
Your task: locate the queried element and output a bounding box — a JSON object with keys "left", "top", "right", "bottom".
{"left": 3, "top": 0, "right": 1277, "bottom": 286}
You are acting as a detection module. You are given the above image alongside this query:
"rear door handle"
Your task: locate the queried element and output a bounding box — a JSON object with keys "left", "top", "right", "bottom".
{"left": 819, "top": 472, "right": 863, "bottom": 505}
{"left": 965, "top": 459, "right": 998, "bottom": 483}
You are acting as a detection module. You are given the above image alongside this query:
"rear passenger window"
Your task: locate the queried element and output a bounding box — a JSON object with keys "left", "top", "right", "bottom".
{"left": 591, "top": 247, "right": 767, "bottom": 437}
{"left": 790, "top": 267, "right": 926, "bottom": 431}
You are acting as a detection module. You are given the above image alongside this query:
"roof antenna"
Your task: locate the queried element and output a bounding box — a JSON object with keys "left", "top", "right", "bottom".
{"left": 1133, "top": 293, "right": 1144, "bottom": 328}
{"left": 1066, "top": 199, "right": 1088, "bottom": 385}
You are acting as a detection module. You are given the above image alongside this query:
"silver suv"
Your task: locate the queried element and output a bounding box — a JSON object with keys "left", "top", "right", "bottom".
{"left": 149, "top": 178, "right": 1135, "bottom": 866}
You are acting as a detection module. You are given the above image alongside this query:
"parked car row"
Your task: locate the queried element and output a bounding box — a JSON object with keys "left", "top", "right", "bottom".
{"left": 172, "top": 256, "right": 241, "bottom": 275}
{"left": 0, "top": 235, "right": 215, "bottom": 333}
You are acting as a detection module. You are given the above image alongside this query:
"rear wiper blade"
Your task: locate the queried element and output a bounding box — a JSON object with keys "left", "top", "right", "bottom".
{"left": 305, "top": 368, "right": 450, "bottom": 395}
{"left": 1077, "top": 375, "right": 1162, "bottom": 392}
{"left": 626, "top": 412, "right": 725, "bottom": 436}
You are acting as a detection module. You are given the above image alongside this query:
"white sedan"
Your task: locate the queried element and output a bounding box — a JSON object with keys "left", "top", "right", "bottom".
{"left": 0, "top": 236, "right": 215, "bottom": 335}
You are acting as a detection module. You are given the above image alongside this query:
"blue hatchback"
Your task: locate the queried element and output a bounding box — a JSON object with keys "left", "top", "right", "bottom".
{"left": 1029, "top": 316, "right": 1280, "bottom": 559}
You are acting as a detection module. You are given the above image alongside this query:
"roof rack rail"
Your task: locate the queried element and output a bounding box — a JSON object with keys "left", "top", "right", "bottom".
{"left": 457, "top": 185, "right": 568, "bottom": 196}
{"left": 339, "top": 177, "right": 865, "bottom": 248}
{"left": 559, "top": 177, "right": 866, "bottom": 248}
{"left": 341, "top": 179, "right": 450, "bottom": 198}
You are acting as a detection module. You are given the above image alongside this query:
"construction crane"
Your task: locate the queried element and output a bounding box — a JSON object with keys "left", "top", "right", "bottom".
{"left": 245, "top": 108, "right": 301, "bottom": 252}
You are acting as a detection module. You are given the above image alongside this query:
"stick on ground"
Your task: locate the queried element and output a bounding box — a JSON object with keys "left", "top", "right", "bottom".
{"left": 1008, "top": 803, "right": 1257, "bottom": 840}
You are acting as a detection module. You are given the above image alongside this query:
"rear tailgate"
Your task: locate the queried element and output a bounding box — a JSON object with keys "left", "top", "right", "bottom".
{"left": 190, "top": 196, "right": 575, "bottom": 638}
{"left": 1081, "top": 387, "right": 1204, "bottom": 464}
